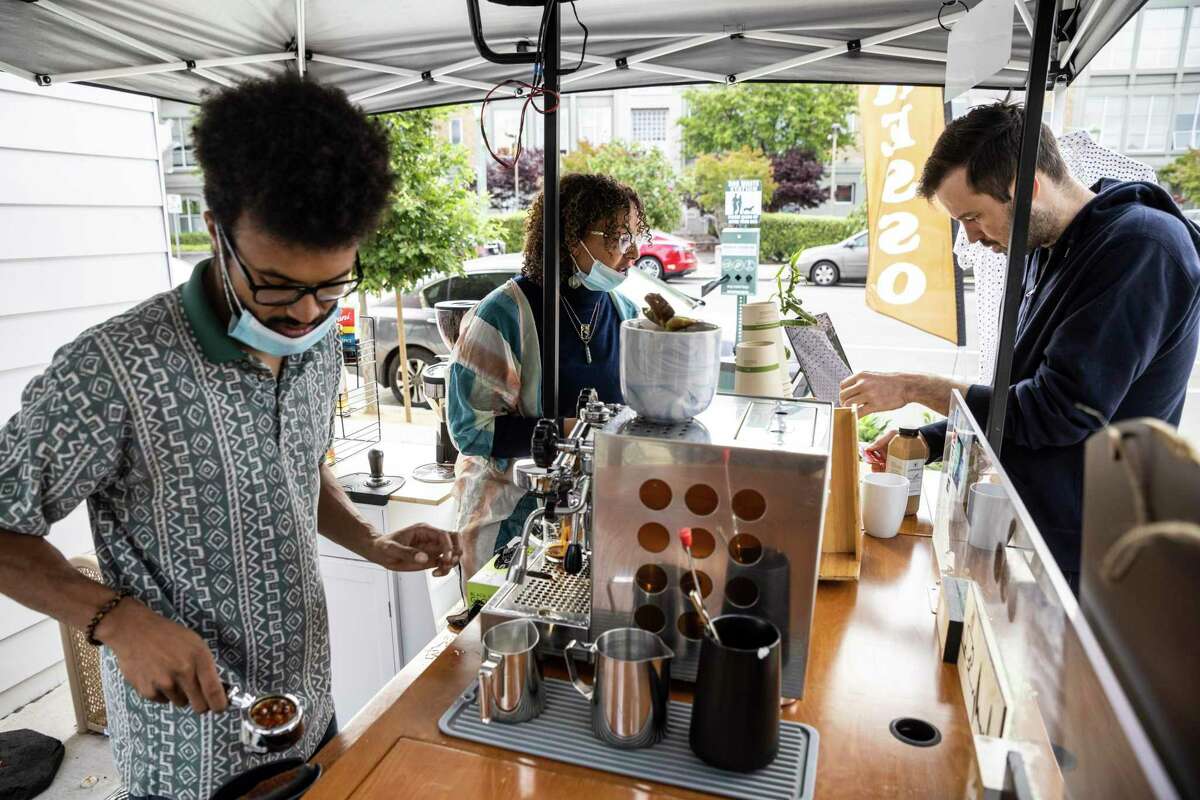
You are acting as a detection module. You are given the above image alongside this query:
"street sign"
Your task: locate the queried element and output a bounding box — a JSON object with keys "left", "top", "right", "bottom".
{"left": 724, "top": 179, "right": 762, "bottom": 227}
{"left": 719, "top": 228, "right": 759, "bottom": 297}
{"left": 166, "top": 193, "right": 183, "bottom": 214}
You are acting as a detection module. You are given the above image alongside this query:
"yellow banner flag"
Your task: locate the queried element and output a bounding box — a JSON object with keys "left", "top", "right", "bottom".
{"left": 860, "top": 85, "right": 963, "bottom": 345}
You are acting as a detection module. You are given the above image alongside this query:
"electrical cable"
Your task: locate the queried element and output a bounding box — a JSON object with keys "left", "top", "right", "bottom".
{"left": 478, "top": 0, "right": 588, "bottom": 170}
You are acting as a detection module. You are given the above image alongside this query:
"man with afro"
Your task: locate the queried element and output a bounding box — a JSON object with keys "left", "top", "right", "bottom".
{"left": 0, "top": 74, "right": 460, "bottom": 799}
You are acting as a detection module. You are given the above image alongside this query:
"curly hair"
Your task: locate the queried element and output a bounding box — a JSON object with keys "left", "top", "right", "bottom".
{"left": 193, "top": 74, "right": 394, "bottom": 248}
{"left": 522, "top": 173, "right": 650, "bottom": 283}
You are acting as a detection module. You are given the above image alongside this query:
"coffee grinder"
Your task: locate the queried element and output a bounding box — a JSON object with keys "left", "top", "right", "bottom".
{"left": 413, "top": 299, "right": 478, "bottom": 483}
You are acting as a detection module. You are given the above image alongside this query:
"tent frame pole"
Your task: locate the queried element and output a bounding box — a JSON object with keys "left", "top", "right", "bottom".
{"left": 296, "top": 0, "right": 307, "bottom": 77}
{"left": 542, "top": 2, "right": 561, "bottom": 422}
{"left": 986, "top": 0, "right": 1058, "bottom": 454}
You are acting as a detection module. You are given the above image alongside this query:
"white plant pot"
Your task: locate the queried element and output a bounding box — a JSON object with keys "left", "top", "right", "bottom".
{"left": 620, "top": 319, "right": 722, "bottom": 422}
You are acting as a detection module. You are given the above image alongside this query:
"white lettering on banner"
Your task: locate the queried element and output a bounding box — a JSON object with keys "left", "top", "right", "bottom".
{"left": 882, "top": 159, "right": 918, "bottom": 203}
{"left": 873, "top": 85, "right": 914, "bottom": 106}
{"left": 878, "top": 212, "right": 920, "bottom": 254}
{"left": 880, "top": 105, "right": 916, "bottom": 157}
{"left": 876, "top": 262, "right": 928, "bottom": 305}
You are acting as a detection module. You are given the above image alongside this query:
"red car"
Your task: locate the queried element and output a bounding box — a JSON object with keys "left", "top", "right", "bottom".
{"left": 636, "top": 230, "right": 699, "bottom": 281}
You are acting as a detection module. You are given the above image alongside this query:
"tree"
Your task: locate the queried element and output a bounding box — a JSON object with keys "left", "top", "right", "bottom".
{"left": 680, "top": 84, "right": 857, "bottom": 159}
{"left": 686, "top": 147, "right": 777, "bottom": 224}
{"left": 1161, "top": 149, "right": 1200, "bottom": 205}
{"left": 359, "top": 108, "right": 494, "bottom": 418}
{"left": 561, "top": 140, "right": 682, "bottom": 231}
{"left": 486, "top": 147, "right": 545, "bottom": 211}
{"left": 768, "top": 149, "right": 826, "bottom": 211}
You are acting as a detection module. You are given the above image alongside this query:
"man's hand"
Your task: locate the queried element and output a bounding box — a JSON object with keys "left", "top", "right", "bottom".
{"left": 839, "top": 371, "right": 913, "bottom": 415}
{"left": 368, "top": 524, "right": 462, "bottom": 576}
{"left": 863, "top": 429, "right": 898, "bottom": 472}
{"left": 96, "top": 599, "right": 227, "bottom": 714}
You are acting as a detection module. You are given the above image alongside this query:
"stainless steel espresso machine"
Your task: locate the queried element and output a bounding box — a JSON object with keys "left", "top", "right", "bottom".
{"left": 480, "top": 390, "right": 832, "bottom": 699}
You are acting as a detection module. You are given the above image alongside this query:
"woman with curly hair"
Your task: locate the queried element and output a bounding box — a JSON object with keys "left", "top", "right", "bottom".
{"left": 448, "top": 173, "right": 649, "bottom": 573}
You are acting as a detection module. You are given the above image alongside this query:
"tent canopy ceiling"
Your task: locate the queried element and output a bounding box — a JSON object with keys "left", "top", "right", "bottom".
{"left": 0, "top": 0, "right": 1143, "bottom": 111}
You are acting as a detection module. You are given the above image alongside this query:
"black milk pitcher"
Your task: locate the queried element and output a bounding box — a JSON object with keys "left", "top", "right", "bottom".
{"left": 689, "top": 614, "right": 782, "bottom": 772}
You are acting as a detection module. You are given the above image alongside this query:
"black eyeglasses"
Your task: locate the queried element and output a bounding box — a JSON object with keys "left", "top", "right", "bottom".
{"left": 220, "top": 227, "right": 362, "bottom": 307}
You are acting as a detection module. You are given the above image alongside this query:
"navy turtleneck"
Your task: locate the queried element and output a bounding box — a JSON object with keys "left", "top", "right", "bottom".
{"left": 490, "top": 275, "right": 625, "bottom": 458}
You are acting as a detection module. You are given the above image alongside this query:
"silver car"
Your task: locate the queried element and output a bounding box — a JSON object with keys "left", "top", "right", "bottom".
{"left": 790, "top": 230, "right": 869, "bottom": 287}
{"left": 370, "top": 256, "right": 521, "bottom": 405}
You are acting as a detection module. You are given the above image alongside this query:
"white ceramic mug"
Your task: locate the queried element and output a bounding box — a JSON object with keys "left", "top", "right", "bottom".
{"left": 967, "top": 482, "right": 1015, "bottom": 551}
{"left": 861, "top": 473, "right": 909, "bottom": 539}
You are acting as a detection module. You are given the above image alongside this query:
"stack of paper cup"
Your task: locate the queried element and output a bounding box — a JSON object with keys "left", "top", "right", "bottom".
{"left": 734, "top": 341, "right": 783, "bottom": 397}
{"left": 740, "top": 300, "right": 790, "bottom": 395}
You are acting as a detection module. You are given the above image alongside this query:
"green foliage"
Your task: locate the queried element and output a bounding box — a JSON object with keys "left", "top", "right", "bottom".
{"left": 491, "top": 211, "right": 527, "bottom": 253}
{"left": 172, "top": 231, "right": 212, "bottom": 251}
{"left": 561, "top": 141, "right": 682, "bottom": 231}
{"left": 686, "top": 148, "right": 777, "bottom": 219}
{"left": 680, "top": 84, "right": 857, "bottom": 159}
{"left": 1161, "top": 149, "right": 1200, "bottom": 205}
{"left": 758, "top": 213, "right": 859, "bottom": 262}
{"left": 858, "top": 413, "right": 891, "bottom": 444}
{"left": 358, "top": 109, "right": 494, "bottom": 294}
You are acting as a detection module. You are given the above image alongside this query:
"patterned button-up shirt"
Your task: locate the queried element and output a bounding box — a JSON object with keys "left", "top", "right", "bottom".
{"left": 0, "top": 260, "right": 340, "bottom": 798}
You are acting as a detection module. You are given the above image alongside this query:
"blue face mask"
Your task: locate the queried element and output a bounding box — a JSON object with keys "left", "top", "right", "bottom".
{"left": 217, "top": 245, "right": 339, "bottom": 357}
{"left": 572, "top": 241, "right": 628, "bottom": 293}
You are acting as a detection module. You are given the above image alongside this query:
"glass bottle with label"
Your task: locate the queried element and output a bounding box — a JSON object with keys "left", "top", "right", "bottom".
{"left": 886, "top": 428, "right": 928, "bottom": 516}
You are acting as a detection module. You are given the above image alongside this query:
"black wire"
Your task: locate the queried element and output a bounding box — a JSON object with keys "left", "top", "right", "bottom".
{"left": 938, "top": 0, "right": 970, "bottom": 32}
{"left": 560, "top": 1, "right": 589, "bottom": 76}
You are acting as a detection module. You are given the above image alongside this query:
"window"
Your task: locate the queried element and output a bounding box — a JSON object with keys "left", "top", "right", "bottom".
{"left": 450, "top": 118, "right": 463, "bottom": 145}
{"left": 421, "top": 278, "right": 450, "bottom": 308}
{"left": 851, "top": 232, "right": 868, "bottom": 248}
{"left": 1136, "top": 8, "right": 1186, "bottom": 70}
{"left": 1082, "top": 95, "right": 1126, "bottom": 150}
{"left": 1174, "top": 94, "right": 1200, "bottom": 149}
{"left": 834, "top": 184, "right": 855, "bottom": 204}
{"left": 631, "top": 108, "right": 669, "bottom": 142}
{"left": 178, "top": 197, "right": 204, "bottom": 233}
{"left": 577, "top": 103, "right": 613, "bottom": 146}
{"left": 1126, "top": 95, "right": 1172, "bottom": 151}
{"left": 448, "top": 271, "right": 514, "bottom": 302}
{"left": 165, "top": 117, "right": 195, "bottom": 169}
{"left": 1188, "top": 10, "right": 1200, "bottom": 68}
{"left": 1090, "top": 18, "right": 1135, "bottom": 70}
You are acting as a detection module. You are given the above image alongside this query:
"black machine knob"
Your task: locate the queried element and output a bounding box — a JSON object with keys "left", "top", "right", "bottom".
{"left": 563, "top": 543, "right": 584, "bottom": 575}
{"left": 368, "top": 448, "right": 384, "bottom": 480}
{"left": 531, "top": 418, "right": 559, "bottom": 469}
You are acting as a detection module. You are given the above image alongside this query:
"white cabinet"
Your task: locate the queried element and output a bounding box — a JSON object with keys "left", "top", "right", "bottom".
{"left": 318, "top": 487, "right": 461, "bottom": 723}
{"left": 319, "top": 555, "right": 399, "bottom": 724}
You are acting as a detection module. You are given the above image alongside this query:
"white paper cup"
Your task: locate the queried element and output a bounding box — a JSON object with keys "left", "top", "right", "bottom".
{"left": 733, "top": 341, "right": 783, "bottom": 397}
{"left": 967, "top": 482, "right": 1015, "bottom": 551}
{"left": 861, "top": 473, "right": 909, "bottom": 539}
{"left": 740, "top": 300, "right": 790, "bottom": 395}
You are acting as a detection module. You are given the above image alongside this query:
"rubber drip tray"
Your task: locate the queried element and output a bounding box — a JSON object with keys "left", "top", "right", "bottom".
{"left": 439, "top": 678, "right": 819, "bottom": 800}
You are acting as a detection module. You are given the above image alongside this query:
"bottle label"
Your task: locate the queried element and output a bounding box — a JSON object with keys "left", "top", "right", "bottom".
{"left": 886, "top": 454, "right": 924, "bottom": 497}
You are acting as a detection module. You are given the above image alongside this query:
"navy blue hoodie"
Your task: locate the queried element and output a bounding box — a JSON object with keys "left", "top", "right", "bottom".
{"left": 922, "top": 180, "right": 1200, "bottom": 574}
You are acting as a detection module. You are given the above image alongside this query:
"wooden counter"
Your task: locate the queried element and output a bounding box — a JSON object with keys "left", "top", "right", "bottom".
{"left": 304, "top": 488, "right": 971, "bottom": 799}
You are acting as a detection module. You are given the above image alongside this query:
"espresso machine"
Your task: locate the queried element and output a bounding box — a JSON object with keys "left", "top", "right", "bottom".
{"left": 480, "top": 391, "right": 833, "bottom": 699}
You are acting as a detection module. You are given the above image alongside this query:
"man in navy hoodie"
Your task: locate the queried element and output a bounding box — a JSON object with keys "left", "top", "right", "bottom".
{"left": 841, "top": 103, "right": 1200, "bottom": 586}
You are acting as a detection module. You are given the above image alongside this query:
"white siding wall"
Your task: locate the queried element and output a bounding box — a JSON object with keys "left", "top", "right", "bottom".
{"left": 0, "top": 73, "right": 172, "bottom": 716}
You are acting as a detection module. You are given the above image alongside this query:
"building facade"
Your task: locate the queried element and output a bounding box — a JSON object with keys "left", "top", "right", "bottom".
{"left": 1067, "top": 0, "right": 1200, "bottom": 185}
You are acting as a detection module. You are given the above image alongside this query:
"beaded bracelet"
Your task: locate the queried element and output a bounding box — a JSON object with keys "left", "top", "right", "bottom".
{"left": 86, "top": 589, "right": 132, "bottom": 647}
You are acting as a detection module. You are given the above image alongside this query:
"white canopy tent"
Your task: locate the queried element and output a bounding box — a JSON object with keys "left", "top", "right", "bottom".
{"left": 0, "top": 0, "right": 1148, "bottom": 441}
{"left": 0, "top": 0, "right": 1138, "bottom": 111}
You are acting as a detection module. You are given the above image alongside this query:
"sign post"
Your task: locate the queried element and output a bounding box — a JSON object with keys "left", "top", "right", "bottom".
{"left": 721, "top": 180, "right": 763, "bottom": 343}
{"left": 166, "top": 193, "right": 183, "bottom": 259}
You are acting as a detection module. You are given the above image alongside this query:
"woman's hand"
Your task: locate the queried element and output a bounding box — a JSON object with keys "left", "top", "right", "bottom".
{"left": 863, "top": 429, "right": 897, "bottom": 472}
